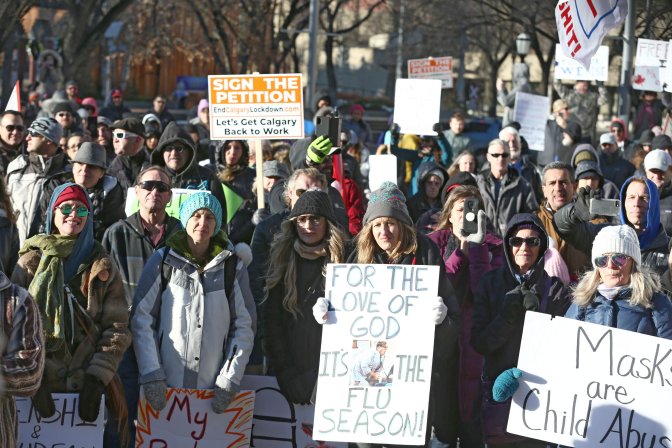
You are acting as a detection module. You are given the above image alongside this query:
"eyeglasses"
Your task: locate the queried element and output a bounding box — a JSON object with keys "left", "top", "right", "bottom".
{"left": 56, "top": 112, "right": 72, "bottom": 118}
{"left": 28, "top": 130, "right": 43, "bottom": 138}
{"left": 138, "top": 180, "right": 171, "bottom": 193}
{"left": 489, "top": 153, "right": 510, "bottom": 159}
{"left": 509, "top": 236, "right": 541, "bottom": 247}
{"left": 594, "top": 253, "right": 630, "bottom": 269}
{"left": 295, "top": 215, "right": 323, "bottom": 227}
{"left": 113, "top": 131, "right": 137, "bottom": 140}
{"left": 165, "top": 145, "right": 187, "bottom": 153}
{"left": 4, "top": 124, "right": 24, "bottom": 133}
{"left": 55, "top": 204, "right": 89, "bottom": 217}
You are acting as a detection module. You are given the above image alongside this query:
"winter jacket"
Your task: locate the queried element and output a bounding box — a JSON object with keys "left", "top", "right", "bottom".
{"left": 0, "top": 271, "right": 44, "bottom": 448}
{"left": 131, "top": 241, "right": 254, "bottom": 389}
{"left": 248, "top": 211, "right": 288, "bottom": 303}
{"left": 477, "top": 167, "right": 539, "bottom": 238}
{"left": 553, "top": 80, "right": 608, "bottom": 143}
{"left": 407, "top": 161, "right": 447, "bottom": 223}
{"left": 102, "top": 212, "right": 182, "bottom": 304}
{"left": 391, "top": 133, "right": 452, "bottom": 195}
{"left": 599, "top": 150, "right": 636, "bottom": 189}
{"left": 428, "top": 228, "right": 504, "bottom": 422}
{"left": 442, "top": 129, "right": 472, "bottom": 161}
{"left": 343, "top": 118, "right": 373, "bottom": 149}
{"left": 0, "top": 209, "right": 19, "bottom": 275}
{"left": 565, "top": 289, "right": 672, "bottom": 339}
{"left": 6, "top": 152, "right": 70, "bottom": 245}
{"left": 151, "top": 122, "right": 227, "bottom": 222}
{"left": 553, "top": 177, "right": 670, "bottom": 274}
{"left": 107, "top": 148, "right": 152, "bottom": 195}
{"left": 0, "top": 139, "right": 21, "bottom": 178}
{"left": 99, "top": 103, "right": 131, "bottom": 122}
{"left": 12, "top": 242, "right": 131, "bottom": 390}
{"left": 510, "top": 155, "right": 543, "bottom": 202}
{"left": 471, "top": 213, "right": 570, "bottom": 380}
{"left": 145, "top": 108, "right": 175, "bottom": 130}
{"left": 658, "top": 181, "right": 672, "bottom": 236}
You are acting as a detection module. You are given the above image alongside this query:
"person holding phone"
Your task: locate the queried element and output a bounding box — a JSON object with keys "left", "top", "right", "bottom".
{"left": 428, "top": 185, "right": 503, "bottom": 448}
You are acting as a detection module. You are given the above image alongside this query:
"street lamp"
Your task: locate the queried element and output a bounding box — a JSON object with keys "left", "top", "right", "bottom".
{"left": 516, "top": 32, "right": 532, "bottom": 62}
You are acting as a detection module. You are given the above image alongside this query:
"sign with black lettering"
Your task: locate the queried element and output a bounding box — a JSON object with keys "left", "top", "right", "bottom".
{"left": 16, "top": 393, "right": 105, "bottom": 447}
{"left": 507, "top": 312, "right": 672, "bottom": 446}
{"left": 312, "top": 263, "right": 439, "bottom": 445}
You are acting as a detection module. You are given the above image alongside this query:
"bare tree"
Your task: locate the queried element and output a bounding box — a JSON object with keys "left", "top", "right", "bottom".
{"left": 0, "top": 0, "right": 33, "bottom": 51}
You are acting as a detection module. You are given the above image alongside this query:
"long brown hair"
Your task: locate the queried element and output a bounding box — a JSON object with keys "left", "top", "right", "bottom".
{"left": 354, "top": 217, "right": 417, "bottom": 263}
{"left": 437, "top": 185, "right": 483, "bottom": 230}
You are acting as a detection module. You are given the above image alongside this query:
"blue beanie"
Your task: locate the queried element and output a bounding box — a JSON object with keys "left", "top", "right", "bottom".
{"left": 179, "top": 192, "right": 222, "bottom": 235}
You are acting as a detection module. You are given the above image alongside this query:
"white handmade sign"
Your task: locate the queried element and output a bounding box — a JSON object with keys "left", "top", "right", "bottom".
{"left": 312, "top": 264, "right": 439, "bottom": 445}
{"left": 135, "top": 388, "right": 254, "bottom": 447}
{"left": 16, "top": 393, "right": 105, "bottom": 446}
{"left": 407, "top": 56, "right": 453, "bottom": 89}
{"left": 507, "top": 312, "right": 672, "bottom": 447}
{"left": 208, "top": 73, "right": 304, "bottom": 139}
{"left": 393, "top": 79, "right": 441, "bottom": 136}
{"left": 368, "top": 154, "right": 398, "bottom": 192}
{"left": 513, "top": 92, "right": 549, "bottom": 151}
{"left": 634, "top": 39, "right": 670, "bottom": 92}
{"left": 632, "top": 66, "right": 663, "bottom": 92}
{"left": 554, "top": 44, "right": 609, "bottom": 81}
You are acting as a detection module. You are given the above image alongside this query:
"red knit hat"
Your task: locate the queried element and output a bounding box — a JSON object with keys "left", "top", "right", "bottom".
{"left": 53, "top": 185, "right": 90, "bottom": 210}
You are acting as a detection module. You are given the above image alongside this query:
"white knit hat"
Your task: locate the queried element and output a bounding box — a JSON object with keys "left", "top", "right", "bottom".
{"left": 591, "top": 225, "right": 641, "bottom": 268}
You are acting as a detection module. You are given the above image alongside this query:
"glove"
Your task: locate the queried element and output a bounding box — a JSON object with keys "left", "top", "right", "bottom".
{"left": 306, "top": 135, "right": 333, "bottom": 164}
{"left": 312, "top": 297, "right": 329, "bottom": 324}
{"left": 573, "top": 187, "right": 596, "bottom": 222}
{"left": 493, "top": 367, "right": 523, "bottom": 402}
{"left": 431, "top": 296, "right": 448, "bottom": 325}
{"left": 520, "top": 286, "right": 540, "bottom": 311}
{"left": 501, "top": 288, "right": 524, "bottom": 324}
{"left": 252, "top": 208, "right": 270, "bottom": 226}
{"left": 32, "top": 382, "right": 56, "bottom": 418}
{"left": 143, "top": 380, "right": 168, "bottom": 412}
{"left": 212, "top": 381, "right": 240, "bottom": 413}
{"left": 78, "top": 374, "right": 106, "bottom": 422}
{"left": 432, "top": 122, "right": 443, "bottom": 134}
{"left": 465, "top": 210, "right": 487, "bottom": 244}
{"left": 390, "top": 122, "right": 401, "bottom": 139}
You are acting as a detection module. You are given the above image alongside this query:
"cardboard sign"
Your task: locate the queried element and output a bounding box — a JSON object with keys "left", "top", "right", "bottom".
{"left": 407, "top": 56, "right": 453, "bottom": 89}
{"left": 208, "top": 74, "right": 304, "bottom": 140}
{"left": 16, "top": 393, "right": 105, "bottom": 446}
{"left": 507, "top": 312, "right": 672, "bottom": 446}
{"left": 554, "top": 44, "right": 609, "bottom": 81}
{"left": 368, "top": 154, "right": 398, "bottom": 192}
{"left": 240, "top": 375, "right": 347, "bottom": 447}
{"left": 135, "top": 388, "right": 254, "bottom": 447}
{"left": 513, "top": 92, "right": 550, "bottom": 151}
{"left": 632, "top": 66, "right": 663, "bottom": 92}
{"left": 636, "top": 38, "right": 669, "bottom": 67}
{"left": 312, "top": 264, "right": 439, "bottom": 445}
{"left": 393, "top": 79, "right": 441, "bottom": 136}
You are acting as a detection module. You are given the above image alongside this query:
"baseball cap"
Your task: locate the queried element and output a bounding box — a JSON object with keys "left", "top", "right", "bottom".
{"left": 111, "top": 88, "right": 123, "bottom": 98}
{"left": 644, "top": 149, "right": 672, "bottom": 172}
{"left": 599, "top": 133, "right": 617, "bottom": 146}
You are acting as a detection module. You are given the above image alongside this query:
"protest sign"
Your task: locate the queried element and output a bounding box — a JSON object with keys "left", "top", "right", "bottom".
{"left": 393, "top": 79, "right": 441, "bottom": 136}
{"left": 240, "top": 375, "right": 347, "bottom": 447}
{"left": 125, "top": 187, "right": 200, "bottom": 218}
{"left": 665, "top": 40, "right": 672, "bottom": 93}
{"left": 555, "top": 0, "right": 627, "bottom": 69}
{"left": 506, "top": 312, "right": 672, "bottom": 447}
{"left": 407, "top": 56, "right": 453, "bottom": 89}
{"left": 312, "top": 263, "right": 439, "bottom": 445}
{"left": 512, "top": 92, "right": 549, "bottom": 151}
{"left": 208, "top": 74, "right": 304, "bottom": 140}
{"left": 632, "top": 66, "right": 663, "bottom": 92}
{"left": 633, "top": 39, "right": 670, "bottom": 92}
{"left": 368, "top": 154, "right": 398, "bottom": 192}
{"left": 554, "top": 44, "right": 609, "bottom": 81}
{"left": 16, "top": 393, "right": 105, "bottom": 446}
{"left": 135, "top": 388, "right": 255, "bottom": 447}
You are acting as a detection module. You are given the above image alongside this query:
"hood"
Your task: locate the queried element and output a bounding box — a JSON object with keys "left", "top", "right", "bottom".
{"left": 611, "top": 118, "right": 628, "bottom": 141}
{"left": 214, "top": 139, "right": 250, "bottom": 171}
{"left": 619, "top": 177, "right": 662, "bottom": 251}
{"left": 151, "top": 121, "right": 197, "bottom": 174}
{"left": 502, "top": 213, "right": 548, "bottom": 283}
{"left": 415, "top": 160, "right": 447, "bottom": 194}
{"left": 571, "top": 143, "right": 601, "bottom": 168}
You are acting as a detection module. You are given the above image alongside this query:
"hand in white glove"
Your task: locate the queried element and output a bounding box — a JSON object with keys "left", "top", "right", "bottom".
{"left": 312, "top": 297, "right": 330, "bottom": 324}
{"left": 431, "top": 296, "right": 448, "bottom": 325}
{"left": 466, "top": 210, "right": 487, "bottom": 244}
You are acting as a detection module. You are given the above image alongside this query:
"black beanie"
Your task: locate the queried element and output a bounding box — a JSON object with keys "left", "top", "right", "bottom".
{"left": 288, "top": 189, "right": 337, "bottom": 225}
{"left": 53, "top": 102, "right": 74, "bottom": 115}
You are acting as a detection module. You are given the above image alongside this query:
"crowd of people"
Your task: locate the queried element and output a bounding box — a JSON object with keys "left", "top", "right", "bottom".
{"left": 0, "top": 79, "right": 671, "bottom": 448}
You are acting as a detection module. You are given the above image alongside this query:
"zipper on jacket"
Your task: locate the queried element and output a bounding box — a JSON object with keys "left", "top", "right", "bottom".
{"left": 226, "top": 344, "right": 237, "bottom": 372}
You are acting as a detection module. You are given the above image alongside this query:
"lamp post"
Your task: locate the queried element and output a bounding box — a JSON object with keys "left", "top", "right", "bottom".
{"left": 515, "top": 32, "right": 532, "bottom": 63}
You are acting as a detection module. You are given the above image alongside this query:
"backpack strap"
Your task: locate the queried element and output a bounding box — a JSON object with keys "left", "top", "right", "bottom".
{"left": 224, "top": 253, "right": 238, "bottom": 299}
{"left": 159, "top": 248, "right": 172, "bottom": 292}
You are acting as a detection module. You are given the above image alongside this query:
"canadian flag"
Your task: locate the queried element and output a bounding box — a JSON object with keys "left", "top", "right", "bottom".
{"left": 4, "top": 81, "right": 20, "bottom": 112}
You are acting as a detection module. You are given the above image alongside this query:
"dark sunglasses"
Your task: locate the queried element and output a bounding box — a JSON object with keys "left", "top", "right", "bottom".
{"left": 509, "top": 236, "right": 541, "bottom": 247}
{"left": 594, "top": 253, "right": 629, "bottom": 269}
{"left": 138, "top": 180, "right": 171, "bottom": 193}
{"left": 489, "top": 153, "right": 510, "bottom": 159}
{"left": 5, "top": 124, "right": 24, "bottom": 133}
{"left": 28, "top": 130, "right": 43, "bottom": 138}
{"left": 55, "top": 204, "right": 89, "bottom": 217}
{"left": 165, "top": 145, "right": 187, "bottom": 153}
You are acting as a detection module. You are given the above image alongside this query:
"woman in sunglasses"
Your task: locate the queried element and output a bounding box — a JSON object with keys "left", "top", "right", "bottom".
{"left": 471, "top": 213, "right": 570, "bottom": 447}
{"left": 566, "top": 225, "right": 672, "bottom": 338}
{"left": 11, "top": 183, "right": 131, "bottom": 427}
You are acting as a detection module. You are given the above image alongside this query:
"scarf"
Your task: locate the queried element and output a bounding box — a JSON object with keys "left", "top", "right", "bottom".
{"left": 597, "top": 284, "right": 627, "bottom": 300}
{"left": 21, "top": 234, "right": 78, "bottom": 351}
{"left": 166, "top": 229, "right": 230, "bottom": 267}
{"left": 293, "top": 239, "right": 328, "bottom": 260}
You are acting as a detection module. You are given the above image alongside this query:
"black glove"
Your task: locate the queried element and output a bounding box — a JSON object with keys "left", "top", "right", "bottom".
{"left": 573, "top": 187, "right": 596, "bottom": 222}
{"left": 390, "top": 122, "right": 401, "bottom": 140}
{"left": 78, "top": 374, "right": 106, "bottom": 422}
{"left": 432, "top": 122, "right": 443, "bottom": 134}
{"left": 32, "top": 382, "right": 56, "bottom": 418}
{"left": 502, "top": 288, "right": 525, "bottom": 323}
{"left": 519, "top": 286, "right": 540, "bottom": 311}
{"left": 277, "top": 370, "right": 311, "bottom": 405}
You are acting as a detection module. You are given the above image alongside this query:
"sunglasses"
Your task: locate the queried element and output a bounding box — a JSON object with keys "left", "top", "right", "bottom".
{"left": 5, "top": 124, "right": 24, "bottom": 133}
{"left": 28, "top": 130, "right": 43, "bottom": 138}
{"left": 56, "top": 112, "right": 72, "bottom": 118}
{"left": 509, "top": 236, "right": 541, "bottom": 247}
{"left": 295, "top": 215, "right": 323, "bottom": 226}
{"left": 594, "top": 253, "right": 630, "bottom": 269}
{"left": 138, "top": 180, "right": 171, "bottom": 193}
{"left": 114, "top": 131, "right": 137, "bottom": 139}
{"left": 489, "top": 153, "right": 510, "bottom": 159}
{"left": 55, "top": 204, "right": 89, "bottom": 217}
{"left": 165, "top": 145, "right": 187, "bottom": 153}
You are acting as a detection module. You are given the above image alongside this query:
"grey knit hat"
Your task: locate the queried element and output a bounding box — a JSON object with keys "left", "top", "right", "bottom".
{"left": 73, "top": 142, "right": 108, "bottom": 169}
{"left": 364, "top": 181, "right": 413, "bottom": 226}
{"left": 28, "top": 117, "right": 62, "bottom": 144}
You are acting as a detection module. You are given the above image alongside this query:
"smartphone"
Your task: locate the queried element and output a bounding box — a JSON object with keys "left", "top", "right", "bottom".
{"left": 315, "top": 115, "right": 342, "bottom": 149}
{"left": 463, "top": 198, "right": 479, "bottom": 235}
{"left": 589, "top": 198, "right": 621, "bottom": 217}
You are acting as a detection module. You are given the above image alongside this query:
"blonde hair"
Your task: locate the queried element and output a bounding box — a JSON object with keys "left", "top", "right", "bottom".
{"left": 572, "top": 264, "right": 661, "bottom": 308}
{"left": 437, "top": 185, "right": 482, "bottom": 230}
{"left": 265, "top": 219, "right": 347, "bottom": 318}
{"left": 448, "top": 150, "right": 476, "bottom": 177}
{"left": 354, "top": 217, "right": 417, "bottom": 263}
